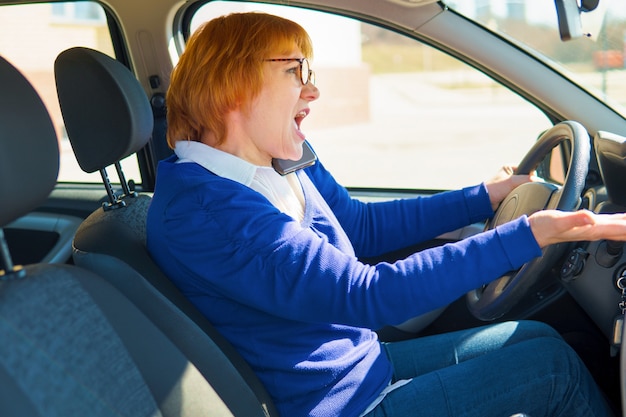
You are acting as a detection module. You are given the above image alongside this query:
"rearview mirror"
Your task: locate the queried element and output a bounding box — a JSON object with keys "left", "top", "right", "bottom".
{"left": 554, "top": 0, "right": 599, "bottom": 41}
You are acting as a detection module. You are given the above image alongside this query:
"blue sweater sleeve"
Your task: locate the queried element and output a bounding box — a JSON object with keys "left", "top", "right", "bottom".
{"left": 305, "top": 161, "right": 495, "bottom": 257}
{"left": 148, "top": 163, "right": 541, "bottom": 330}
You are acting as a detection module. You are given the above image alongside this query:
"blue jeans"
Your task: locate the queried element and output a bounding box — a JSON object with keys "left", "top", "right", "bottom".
{"left": 367, "top": 321, "right": 613, "bottom": 417}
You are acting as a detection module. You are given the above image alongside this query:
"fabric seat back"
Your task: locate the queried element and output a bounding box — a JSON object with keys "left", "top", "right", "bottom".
{"left": 0, "top": 53, "right": 249, "bottom": 417}
{"left": 54, "top": 47, "right": 278, "bottom": 416}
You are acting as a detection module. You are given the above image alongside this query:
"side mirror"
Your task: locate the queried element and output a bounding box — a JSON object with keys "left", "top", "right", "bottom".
{"left": 554, "top": 0, "right": 599, "bottom": 41}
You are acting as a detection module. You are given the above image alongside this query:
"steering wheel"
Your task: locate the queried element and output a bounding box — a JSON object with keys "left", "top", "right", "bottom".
{"left": 466, "top": 120, "right": 590, "bottom": 321}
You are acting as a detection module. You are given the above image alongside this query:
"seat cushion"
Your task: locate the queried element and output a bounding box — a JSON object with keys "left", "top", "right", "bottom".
{"left": 0, "top": 264, "right": 235, "bottom": 417}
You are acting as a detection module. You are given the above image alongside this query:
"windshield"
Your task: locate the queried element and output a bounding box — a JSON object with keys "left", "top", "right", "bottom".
{"left": 445, "top": 0, "right": 626, "bottom": 116}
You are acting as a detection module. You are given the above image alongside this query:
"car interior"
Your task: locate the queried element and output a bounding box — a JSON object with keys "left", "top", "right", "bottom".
{"left": 0, "top": 49, "right": 280, "bottom": 416}
{"left": 2, "top": 0, "right": 626, "bottom": 415}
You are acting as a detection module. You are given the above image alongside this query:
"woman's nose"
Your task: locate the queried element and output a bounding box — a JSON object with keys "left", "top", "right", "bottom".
{"left": 302, "top": 82, "right": 320, "bottom": 101}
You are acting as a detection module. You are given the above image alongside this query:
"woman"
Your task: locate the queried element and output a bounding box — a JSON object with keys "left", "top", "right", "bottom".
{"left": 147, "top": 12, "right": 622, "bottom": 416}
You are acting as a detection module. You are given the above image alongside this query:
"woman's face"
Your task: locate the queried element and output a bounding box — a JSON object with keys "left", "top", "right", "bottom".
{"left": 223, "top": 48, "right": 320, "bottom": 166}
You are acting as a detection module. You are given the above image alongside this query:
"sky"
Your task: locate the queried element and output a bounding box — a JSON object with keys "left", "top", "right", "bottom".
{"left": 445, "top": 0, "right": 620, "bottom": 25}
{"left": 444, "top": 0, "right": 623, "bottom": 40}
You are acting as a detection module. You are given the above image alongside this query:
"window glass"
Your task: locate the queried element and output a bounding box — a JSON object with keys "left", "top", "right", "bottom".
{"left": 51, "top": 2, "right": 106, "bottom": 23}
{"left": 446, "top": 0, "right": 626, "bottom": 117}
{"left": 189, "top": 2, "right": 551, "bottom": 190}
{"left": 0, "top": 1, "right": 140, "bottom": 184}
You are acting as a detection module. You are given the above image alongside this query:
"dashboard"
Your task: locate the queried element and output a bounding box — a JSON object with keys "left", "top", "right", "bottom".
{"left": 561, "top": 131, "right": 626, "bottom": 342}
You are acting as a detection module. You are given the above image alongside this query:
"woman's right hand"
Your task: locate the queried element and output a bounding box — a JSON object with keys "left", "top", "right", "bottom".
{"left": 528, "top": 209, "right": 626, "bottom": 248}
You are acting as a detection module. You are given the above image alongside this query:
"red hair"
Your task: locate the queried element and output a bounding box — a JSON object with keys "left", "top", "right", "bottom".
{"left": 166, "top": 12, "right": 313, "bottom": 147}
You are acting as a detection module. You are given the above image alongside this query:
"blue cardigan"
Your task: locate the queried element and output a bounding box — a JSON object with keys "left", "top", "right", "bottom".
{"left": 146, "top": 155, "right": 541, "bottom": 417}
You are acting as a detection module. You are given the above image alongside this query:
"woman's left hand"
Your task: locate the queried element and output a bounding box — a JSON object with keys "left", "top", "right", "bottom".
{"left": 485, "top": 165, "right": 534, "bottom": 211}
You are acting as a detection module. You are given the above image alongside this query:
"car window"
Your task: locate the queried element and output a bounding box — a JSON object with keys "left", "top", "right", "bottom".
{"left": 446, "top": 0, "right": 626, "bottom": 117}
{"left": 188, "top": 2, "right": 551, "bottom": 191}
{"left": 0, "top": 1, "right": 140, "bottom": 184}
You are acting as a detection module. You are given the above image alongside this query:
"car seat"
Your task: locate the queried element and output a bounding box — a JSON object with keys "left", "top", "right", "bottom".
{"left": 0, "top": 52, "right": 279, "bottom": 417}
{"left": 54, "top": 47, "right": 278, "bottom": 416}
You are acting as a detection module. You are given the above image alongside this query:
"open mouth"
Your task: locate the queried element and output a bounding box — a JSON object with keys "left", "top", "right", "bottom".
{"left": 294, "top": 110, "right": 307, "bottom": 131}
{"left": 293, "top": 109, "right": 309, "bottom": 139}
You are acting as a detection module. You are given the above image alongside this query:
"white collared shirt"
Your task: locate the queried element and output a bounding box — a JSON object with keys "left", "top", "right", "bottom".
{"left": 174, "top": 140, "right": 305, "bottom": 222}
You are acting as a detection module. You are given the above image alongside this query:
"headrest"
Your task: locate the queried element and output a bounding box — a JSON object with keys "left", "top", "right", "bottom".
{"left": 54, "top": 47, "right": 153, "bottom": 173}
{"left": 0, "top": 56, "right": 59, "bottom": 227}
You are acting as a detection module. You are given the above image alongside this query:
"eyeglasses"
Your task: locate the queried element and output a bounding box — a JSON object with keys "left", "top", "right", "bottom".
{"left": 264, "top": 58, "right": 316, "bottom": 86}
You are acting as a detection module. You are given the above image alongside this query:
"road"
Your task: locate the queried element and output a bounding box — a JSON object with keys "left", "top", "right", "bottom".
{"left": 308, "top": 72, "right": 550, "bottom": 190}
